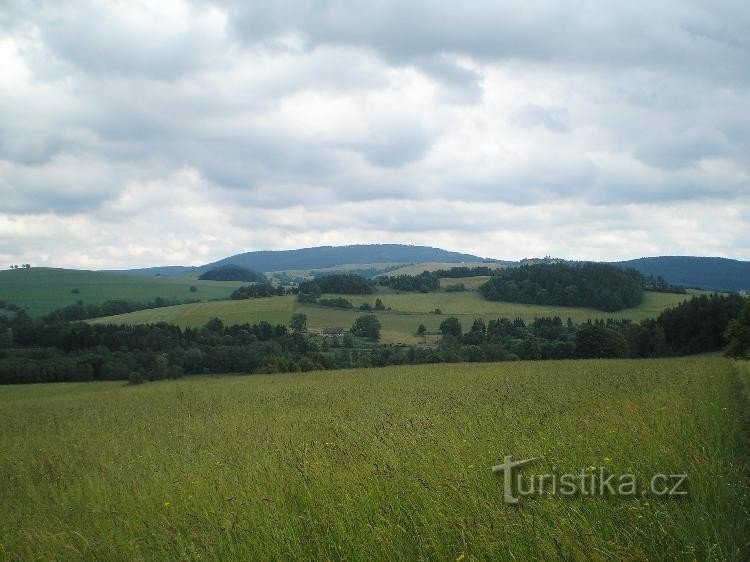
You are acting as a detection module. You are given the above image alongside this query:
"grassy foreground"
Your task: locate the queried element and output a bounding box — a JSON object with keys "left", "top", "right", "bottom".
{"left": 1, "top": 356, "right": 748, "bottom": 560}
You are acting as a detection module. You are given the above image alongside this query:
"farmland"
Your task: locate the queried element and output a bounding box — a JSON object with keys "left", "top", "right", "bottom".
{"left": 0, "top": 355, "right": 747, "bottom": 560}
{"left": 90, "top": 285, "right": 697, "bottom": 343}
{"left": 0, "top": 268, "right": 245, "bottom": 317}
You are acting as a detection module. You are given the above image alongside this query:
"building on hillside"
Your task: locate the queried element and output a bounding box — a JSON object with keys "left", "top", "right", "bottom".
{"left": 320, "top": 327, "right": 346, "bottom": 337}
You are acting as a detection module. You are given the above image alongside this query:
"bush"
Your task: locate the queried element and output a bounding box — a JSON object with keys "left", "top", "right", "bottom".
{"left": 439, "top": 317, "right": 463, "bottom": 338}
{"left": 317, "top": 297, "right": 354, "bottom": 309}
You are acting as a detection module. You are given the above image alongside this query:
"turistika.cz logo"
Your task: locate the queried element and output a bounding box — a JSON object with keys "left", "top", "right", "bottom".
{"left": 491, "top": 455, "right": 688, "bottom": 505}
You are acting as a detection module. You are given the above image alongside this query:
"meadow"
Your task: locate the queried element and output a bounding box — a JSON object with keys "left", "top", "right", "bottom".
{"left": 0, "top": 355, "right": 747, "bottom": 560}
{"left": 91, "top": 285, "right": 696, "bottom": 344}
{"left": 0, "top": 268, "right": 245, "bottom": 317}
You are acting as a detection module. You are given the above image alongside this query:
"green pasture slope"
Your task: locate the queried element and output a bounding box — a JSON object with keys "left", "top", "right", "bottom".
{"left": 91, "top": 286, "right": 696, "bottom": 343}
{"left": 0, "top": 268, "right": 245, "bottom": 317}
{"left": 0, "top": 356, "right": 747, "bottom": 559}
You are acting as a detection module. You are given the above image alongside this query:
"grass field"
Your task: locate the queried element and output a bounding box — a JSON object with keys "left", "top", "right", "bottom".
{"left": 0, "top": 355, "right": 747, "bottom": 560}
{"left": 0, "top": 268, "right": 245, "bottom": 317}
{"left": 90, "top": 288, "right": 697, "bottom": 343}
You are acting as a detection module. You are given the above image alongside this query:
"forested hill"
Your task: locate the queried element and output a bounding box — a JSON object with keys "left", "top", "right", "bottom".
{"left": 612, "top": 256, "right": 750, "bottom": 292}
{"left": 206, "top": 244, "right": 489, "bottom": 272}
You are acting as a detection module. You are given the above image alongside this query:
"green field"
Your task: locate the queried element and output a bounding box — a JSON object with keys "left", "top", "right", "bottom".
{"left": 0, "top": 268, "right": 245, "bottom": 317}
{"left": 91, "top": 287, "right": 696, "bottom": 343}
{"left": 1, "top": 356, "right": 747, "bottom": 559}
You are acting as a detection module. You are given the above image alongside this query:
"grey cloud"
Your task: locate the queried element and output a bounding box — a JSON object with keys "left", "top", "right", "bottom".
{"left": 633, "top": 127, "right": 730, "bottom": 169}
{"left": 415, "top": 55, "right": 484, "bottom": 104}
{"left": 30, "top": 2, "right": 223, "bottom": 79}
{"left": 213, "top": 0, "right": 750, "bottom": 82}
{"left": 512, "top": 105, "right": 571, "bottom": 133}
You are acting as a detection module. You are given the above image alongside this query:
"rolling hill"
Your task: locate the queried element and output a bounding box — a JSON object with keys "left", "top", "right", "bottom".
{"left": 90, "top": 283, "right": 697, "bottom": 344}
{"left": 612, "top": 256, "right": 750, "bottom": 292}
{"left": 105, "top": 245, "right": 747, "bottom": 293}
{"left": 118, "top": 244, "right": 495, "bottom": 276}
{"left": 0, "top": 268, "right": 245, "bottom": 317}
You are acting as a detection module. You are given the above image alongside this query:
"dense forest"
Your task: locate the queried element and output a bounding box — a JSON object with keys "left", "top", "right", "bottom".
{"left": 0, "top": 293, "right": 745, "bottom": 384}
{"left": 231, "top": 283, "right": 286, "bottom": 299}
{"left": 298, "top": 274, "right": 375, "bottom": 295}
{"left": 377, "top": 271, "right": 440, "bottom": 292}
{"left": 479, "top": 263, "right": 644, "bottom": 311}
{"left": 198, "top": 265, "right": 266, "bottom": 282}
{"left": 657, "top": 293, "right": 745, "bottom": 354}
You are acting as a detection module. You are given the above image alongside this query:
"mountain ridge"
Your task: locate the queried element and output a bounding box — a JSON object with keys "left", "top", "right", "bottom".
{"left": 105, "top": 245, "right": 748, "bottom": 292}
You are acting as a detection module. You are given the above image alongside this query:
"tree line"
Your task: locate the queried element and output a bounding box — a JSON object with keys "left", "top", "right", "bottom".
{"left": 0, "top": 292, "right": 745, "bottom": 384}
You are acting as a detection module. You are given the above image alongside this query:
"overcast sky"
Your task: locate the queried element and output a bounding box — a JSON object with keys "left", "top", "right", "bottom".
{"left": 1, "top": 0, "right": 749, "bottom": 268}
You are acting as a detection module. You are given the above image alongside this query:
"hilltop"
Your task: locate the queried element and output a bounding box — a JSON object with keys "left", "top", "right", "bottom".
{"left": 612, "top": 256, "right": 750, "bottom": 292}
{"left": 117, "top": 244, "right": 495, "bottom": 276}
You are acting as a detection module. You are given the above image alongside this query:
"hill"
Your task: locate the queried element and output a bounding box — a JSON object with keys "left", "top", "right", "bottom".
{"left": 206, "top": 244, "right": 490, "bottom": 272}
{"left": 0, "top": 268, "right": 244, "bottom": 317}
{"left": 91, "top": 285, "right": 696, "bottom": 343}
{"left": 612, "top": 256, "right": 750, "bottom": 292}
{"left": 116, "top": 244, "right": 491, "bottom": 276}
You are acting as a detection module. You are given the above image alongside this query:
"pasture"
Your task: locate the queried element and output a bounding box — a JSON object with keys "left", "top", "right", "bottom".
{"left": 0, "top": 268, "right": 245, "bottom": 317}
{"left": 0, "top": 356, "right": 747, "bottom": 560}
{"left": 90, "top": 286, "right": 697, "bottom": 344}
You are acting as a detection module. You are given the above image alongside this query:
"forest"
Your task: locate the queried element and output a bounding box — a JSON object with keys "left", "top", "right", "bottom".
{"left": 479, "top": 263, "right": 644, "bottom": 311}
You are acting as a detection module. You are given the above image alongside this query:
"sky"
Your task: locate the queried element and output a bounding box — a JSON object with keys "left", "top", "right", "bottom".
{"left": 1, "top": 0, "right": 749, "bottom": 269}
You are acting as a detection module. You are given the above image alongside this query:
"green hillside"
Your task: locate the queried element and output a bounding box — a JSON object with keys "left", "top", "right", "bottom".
{"left": 90, "top": 285, "right": 697, "bottom": 343}
{"left": 0, "top": 268, "right": 245, "bottom": 317}
{"left": 1, "top": 356, "right": 746, "bottom": 559}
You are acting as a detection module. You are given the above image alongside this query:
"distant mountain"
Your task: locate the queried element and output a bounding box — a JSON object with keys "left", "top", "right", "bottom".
{"left": 112, "top": 245, "right": 492, "bottom": 277}
{"left": 205, "top": 244, "right": 491, "bottom": 272}
{"left": 612, "top": 256, "right": 750, "bottom": 292}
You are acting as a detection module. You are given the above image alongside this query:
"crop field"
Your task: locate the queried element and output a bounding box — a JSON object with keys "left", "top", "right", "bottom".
{"left": 0, "top": 355, "right": 747, "bottom": 560}
{"left": 0, "top": 268, "right": 245, "bottom": 317}
{"left": 89, "top": 287, "right": 697, "bottom": 344}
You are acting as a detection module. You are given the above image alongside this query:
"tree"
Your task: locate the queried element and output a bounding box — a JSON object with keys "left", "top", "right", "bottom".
{"left": 374, "top": 298, "right": 385, "bottom": 310}
{"left": 351, "top": 315, "right": 381, "bottom": 341}
{"left": 416, "top": 324, "right": 426, "bottom": 336}
{"left": 725, "top": 300, "right": 750, "bottom": 359}
{"left": 0, "top": 328, "right": 12, "bottom": 348}
{"left": 189, "top": 285, "right": 198, "bottom": 293}
{"left": 575, "top": 325, "right": 627, "bottom": 358}
{"left": 290, "top": 313, "right": 307, "bottom": 334}
{"left": 439, "top": 317, "right": 463, "bottom": 338}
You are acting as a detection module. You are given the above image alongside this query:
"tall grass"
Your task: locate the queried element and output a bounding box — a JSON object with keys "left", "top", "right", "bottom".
{"left": 1, "top": 356, "right": 747, "bottom": 560}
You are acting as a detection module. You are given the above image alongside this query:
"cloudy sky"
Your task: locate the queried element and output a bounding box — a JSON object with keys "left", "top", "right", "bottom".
{"left": 1, "top": 0, "right": 749, "bottom": 268}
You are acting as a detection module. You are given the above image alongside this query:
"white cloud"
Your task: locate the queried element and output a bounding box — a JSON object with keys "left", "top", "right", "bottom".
{"left": 0, "top": 0, "right": 748, "bottom": 267}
